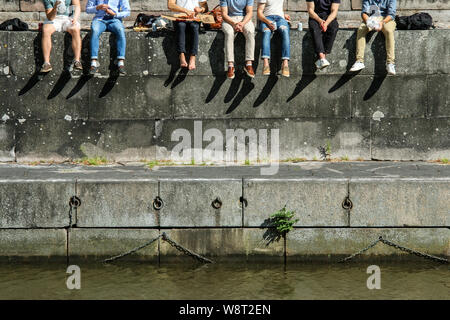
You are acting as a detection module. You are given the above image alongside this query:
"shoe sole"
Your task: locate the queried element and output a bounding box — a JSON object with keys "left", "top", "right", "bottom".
{"left": 350, "top": 66, "right": 364, "bottom": 72}
{"left": 41, "top": 68, "right": 52, "bottom": 73}
{"left": 245, "top": 70, "right": 255, "bottom": 78}
{"left": 227, "top": 74, "right": 235, "bottom": 79}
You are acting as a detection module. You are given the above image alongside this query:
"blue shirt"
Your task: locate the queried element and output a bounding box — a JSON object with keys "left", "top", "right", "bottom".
{"left": 86, "top": 0, "right": 131, "bottom": 20}
{"left": 361, "top": 0, "right": 396, "bottom": 20}
{"left": 220, "top": 0, "right": 254, "bottom": 17}
{"left": 43, "top": 0, "right": 73, "bottom": 16}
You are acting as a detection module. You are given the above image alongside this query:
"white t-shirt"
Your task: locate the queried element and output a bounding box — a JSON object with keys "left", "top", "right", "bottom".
{"left": 258, "top": 0, "right": 285, "bottom": 18}
{"left": 176, "top": 0, "right": 206, "bottom": 11}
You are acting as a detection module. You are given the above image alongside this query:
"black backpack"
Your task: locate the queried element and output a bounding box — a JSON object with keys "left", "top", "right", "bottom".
{"left": 0, "top": 18, "right": 29, "bottom": 31}
{"left": 395, "top": 13, "right": 433, "bottom": 30}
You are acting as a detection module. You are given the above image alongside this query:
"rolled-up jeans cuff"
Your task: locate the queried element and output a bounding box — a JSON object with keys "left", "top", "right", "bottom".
{"left": 282, "top": 57, "right": 290, "bottom": 60}
{"left": 117, "top": 56, "right": 125, "bottom": 60}
{"left": 261, "top": 55, "right": 270, "bottom": 59}
{"left": 91, "top": 56, "right": 98, "bottom": 60}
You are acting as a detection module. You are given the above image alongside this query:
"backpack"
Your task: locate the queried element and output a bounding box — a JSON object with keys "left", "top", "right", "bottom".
{"left": 0, "top": 18, "right": 29, "bottom": 31}
{"left": 134, "top": 13, "right": 160, "bottom": 27}
{"left": 395, "top": 13, "right": 433, "bottom": 30}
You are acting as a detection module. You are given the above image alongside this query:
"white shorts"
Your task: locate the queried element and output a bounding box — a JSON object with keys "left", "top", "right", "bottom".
{"left": 44, "top": 15, "right": 80, "bottom": 32}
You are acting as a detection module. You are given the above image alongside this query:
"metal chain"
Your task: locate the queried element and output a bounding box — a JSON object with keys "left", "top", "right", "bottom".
{"left": 379, "top": 237, "right": 449, "bottom": 264}
{"left": 339, "top": 238, "right": 382, "bottom": 263}
{"left": 340, "top": 236, "right": 449, "bottom": 264}
{"left": 103, "top": 234, "right": 162, "bottom": 263}
{"left": 103, "top": 232, "right": 213, "bottom": 264}
{"left": 162, "top": 232, "right": 213, "bottom": 264}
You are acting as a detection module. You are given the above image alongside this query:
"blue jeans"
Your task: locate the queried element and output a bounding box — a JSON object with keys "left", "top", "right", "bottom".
{"left": 260, "top": 15, "right": 290, "bottom": 60}
{"left": 90, "top": 18, "right": 126, "bottom": 60}
{"left": 176, "top": 21, "right": 200, "bottom": 56}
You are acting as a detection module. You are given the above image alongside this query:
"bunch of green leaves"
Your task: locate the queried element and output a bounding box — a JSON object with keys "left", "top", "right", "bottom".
{"left": 270, "top": 207, "right": 299, "bottom": 235}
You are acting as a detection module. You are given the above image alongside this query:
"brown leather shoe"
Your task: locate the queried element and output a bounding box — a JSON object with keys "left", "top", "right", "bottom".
{"left": 227, "top": 66, "right": 235, "bottom": 79}
{"left": 245, "top": 64, "right": 255, "bottom": 78}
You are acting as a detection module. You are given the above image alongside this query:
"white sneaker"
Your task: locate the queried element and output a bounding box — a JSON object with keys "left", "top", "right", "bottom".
{"left": 386, "top": 63, "right": 396, "bottom": 75}
{"left": 350, "top": 61, "right": 365, "bottom": 72}
{"left": 315, "top": 58, "right": 330, "bottom": 69}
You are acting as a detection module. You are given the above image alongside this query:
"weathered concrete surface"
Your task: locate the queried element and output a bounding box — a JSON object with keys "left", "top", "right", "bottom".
{"left": 159, "top": 228, "right": 285, "bottom": 262}
{"left": 2, "top": 30, "right": 449, "bottom": 77}
{"left": 350, "top": 179, "right": 450, "bottom": 226}
{"left": 427, "top": 74, "right": 450, "bottom": 118}
{"left": 287, "top": 228, "right": 450, "bottom": 261}
{"left": 371, "top": 118, "right": 450, "bottom": 160}
{"left": 69, "top": 228, "right": 159, "bottom": 261}
{"left": 0, "top": 181, "right": 73, "bottom": 227}
{"left": 0, "top": 228, "right": 66, "bottom": 258}
{"left": 154, "top": 118, "right": 372, "bottom": 161}
{"left": 14, "top": 120, "right": 157, "bottom": 162}
{"left": 244, "top": 179, "right": 349, "bottom": 227}
{"left": 159, "top": 180, "right": 243, "bottom": 227}
{"left": 0, "top": 122, "right": 14, "bottom": 162}
{"left": 76, "top": 181, "right": 159, "bottom": 227}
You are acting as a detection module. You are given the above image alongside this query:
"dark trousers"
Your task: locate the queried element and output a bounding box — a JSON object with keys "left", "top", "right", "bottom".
{"left": 175, "top": 21, "right": 200, "bottom": 56}
{"left": 308, "top": 13, "right": 339, "bottom": 55}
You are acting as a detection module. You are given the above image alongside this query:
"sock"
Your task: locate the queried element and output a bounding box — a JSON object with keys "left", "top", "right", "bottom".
{"left": 118, "top": 60, "right": 124, "bottom": 67}
{"left": 91, "top": 60, "right": 98, "bottom": 67}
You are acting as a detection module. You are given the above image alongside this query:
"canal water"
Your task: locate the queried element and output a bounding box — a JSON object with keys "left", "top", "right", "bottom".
{"left": 0, "top": 261, "right": 448, "bottom": 299}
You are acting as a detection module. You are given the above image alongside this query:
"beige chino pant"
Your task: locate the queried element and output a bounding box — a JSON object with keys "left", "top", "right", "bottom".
{"left": 222, "top": 16, "right": 255, "bottom": 63}
{"left": 356, "top": 17, "right": 396, "bottom": 64}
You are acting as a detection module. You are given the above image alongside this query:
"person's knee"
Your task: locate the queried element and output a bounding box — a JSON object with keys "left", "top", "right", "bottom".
{"left": 42, "top": 24, "right": 55, "bottom": 37}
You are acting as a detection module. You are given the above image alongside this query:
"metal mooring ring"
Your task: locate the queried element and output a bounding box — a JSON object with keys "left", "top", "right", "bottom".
{"left": 153, "top": 196, "right": 164, "bottom": 210}
{"left": 342, "top": 197, "right": 353, "bottom": 210}
{"left": 239, "top": 196, "right": 248, "bottom": 208}
{"left": 212, "top": 197, "right": 223, "bottom": 209}
{"left": 69, "top": 196, "right": 81, "bottom": 208}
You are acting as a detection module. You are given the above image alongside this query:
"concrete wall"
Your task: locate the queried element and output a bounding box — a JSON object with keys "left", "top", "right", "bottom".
{"left": 0, "top": 0, "right": 449, "bottom": 28}
{"left": 0, "top": 30, "right": 449, "bottom": 162}
{"left": 0, "top": 163, "right": 449, "bottom": 261}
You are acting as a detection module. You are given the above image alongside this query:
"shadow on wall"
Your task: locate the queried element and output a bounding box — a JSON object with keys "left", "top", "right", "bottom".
{"left": 18, "top": 29, "right": 390, "bottom": 108}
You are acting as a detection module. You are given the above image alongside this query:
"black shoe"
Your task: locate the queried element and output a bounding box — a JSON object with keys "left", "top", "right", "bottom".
{"left": 118, "top": 65, "right": 126, "bottom": 76}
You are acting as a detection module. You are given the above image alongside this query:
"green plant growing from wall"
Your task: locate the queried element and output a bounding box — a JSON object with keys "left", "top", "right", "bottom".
{"left": 270, "top": 206, "right": 299, "bottom": 235}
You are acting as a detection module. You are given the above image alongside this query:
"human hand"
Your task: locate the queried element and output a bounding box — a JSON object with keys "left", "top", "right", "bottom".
{"left": 96, "top": 4, "right": 109, "bottom": 11}
{"left": 106, "top": 8, "right": 116, "bottom": 16}
{"left": 267, "top": 21, "right": 276, "bottom": 31}
{"left": 234, "top": 22, "right": 244, "bottom": 32}
{"left": 375, "top": 21, "right": 383, "bottom": 31}
{"left": 194, "top": 7, "right": 203, "bottom": 14}
{"left": 320, "top": 20, "right": 327, "bottom": 32}
{"left": 184, "top": 10, "right": 195, "bottom": 18}
{"left": 284, "top": 14, "right": 291, "bottom": 21}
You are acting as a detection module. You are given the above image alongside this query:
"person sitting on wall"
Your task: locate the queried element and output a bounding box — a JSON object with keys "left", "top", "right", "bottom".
{"left": 41, "top": 0, "right": 82, "bottom": 73}
{"left": 349, "top": 0, "right": 397, "bottom": 75}
{"left": 306, "top": 0, "right": 340, "bottom": 70}
{"left": 257, "top": 0, "right": 291, "bottom": 77}
{"left": 168, "top": 0, "right": 209, "bottom": 70}
{"left": 220, "top": 0, "right": 256, "bottom": 79}
{"left": 86, "top": 0, "right": 131, "bottom": 76}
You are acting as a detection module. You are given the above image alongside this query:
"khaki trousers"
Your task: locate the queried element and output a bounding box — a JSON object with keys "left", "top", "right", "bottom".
{"left": 222, "top": 16, "right": 255, "bottom": 63}
{"left": 356, "top": 18, "right": 396, "bottom": 64}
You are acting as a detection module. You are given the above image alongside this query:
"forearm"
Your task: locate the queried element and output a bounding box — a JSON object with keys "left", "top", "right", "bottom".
{"left": 325, "top": 10, "right": 338, "bottom": 24}
{"left": 383, "top": 15, "right": 392, "bottom": 23}
{"left": 222, "top": 12, "right": 235, "bottom": 25}
{"left": 242, "top": 9, "right": 253, "bottom": 25}
{"left": 73, "top": 5, "right": 81, "bottom": 21}
{"left": 308, "top": 9, "right": 322, "bottom": 23}
{"left": 168, "top": 2, "right": 191, "bottom": 14}
{"left": 362, "top": 13, "right": 369, "bottom": 22}
{"left": 200, "top": 1, "right": 208, "bottom": 12}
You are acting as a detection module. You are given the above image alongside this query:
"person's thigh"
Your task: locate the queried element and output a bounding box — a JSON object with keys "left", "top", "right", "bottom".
{"left": 91, "top": 19, "right": 106, "bottom": 35}
{"left": 106, "top": 19, "right": 125, "bottom": 36}
{"left": 382, "top": 20, "right": 396, "bottom": 33}
{"left": 42, "top": 22, "right": 56, "bottom": 36}
{"left": 243, "top": 20, "right": 255, "bottom": 34}
{"left": 222, "top": 20, "right": 234, "bottom": 36}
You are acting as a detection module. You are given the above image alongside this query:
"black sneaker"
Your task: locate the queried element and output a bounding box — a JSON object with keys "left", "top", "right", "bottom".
{"left": 118, "top": 65, "right": 126, "bottom": 76}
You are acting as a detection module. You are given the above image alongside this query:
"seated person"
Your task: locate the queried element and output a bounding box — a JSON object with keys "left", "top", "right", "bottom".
{"left": 86, "top": 0, "right": 131, "bottom": 76}
{"left": 168, "top": 0, "right": 209, "bottom": 70}
{"left": 220, "top": 0, "right": 256, "bottom": 79}
{"left": 306, "top": 0, "right": 340, "bottom": 69}
{"left": 41, "top": 0, "right": 82, "bottom": 73}
{"left": 349, "top": 0, "right": 397, "bottom": 75}
{"left": 257, "top": 0, "right": 291, "bottom": 77}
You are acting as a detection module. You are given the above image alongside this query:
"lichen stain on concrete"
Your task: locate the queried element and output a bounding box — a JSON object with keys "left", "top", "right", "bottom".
{"left": 372, "top": 111, "right": 385, "bottom": 121}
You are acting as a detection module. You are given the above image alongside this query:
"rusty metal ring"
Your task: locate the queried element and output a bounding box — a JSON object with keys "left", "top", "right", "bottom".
{"left": 239, "top": 196, "right": 248, "bottom": 208}
{"left": 69, "top": 196, "right": 81, "bottom": 208}
{"left": 212, "top": 197, "right": 222, "bottom": 209}
{"left": 153, "top": 196, "right": 164, "bottom": 211}
{"left": 342, "top": 197, "right": 353, "bottom": 210}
